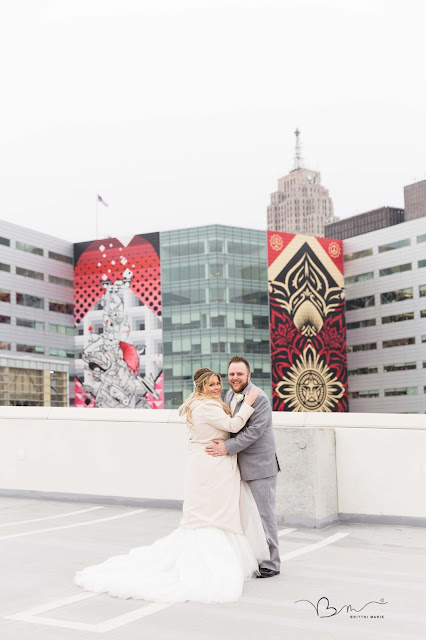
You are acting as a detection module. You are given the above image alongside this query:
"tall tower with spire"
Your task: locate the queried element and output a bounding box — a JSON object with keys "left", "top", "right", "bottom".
{"left": 267, "top": 129, "right": 336, "bottom": 236}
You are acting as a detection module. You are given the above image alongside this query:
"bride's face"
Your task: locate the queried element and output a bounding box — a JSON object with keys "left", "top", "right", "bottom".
{"left": 204, "top": 375, "right": 222, "bottom": 398}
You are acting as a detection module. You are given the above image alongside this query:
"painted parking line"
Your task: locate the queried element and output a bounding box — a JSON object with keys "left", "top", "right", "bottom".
{"left": 5, "top": 592, "right": 173, "bottom": 633}
{"left": 0, "top": 509, "right": 146, "bottom": 541}
{"left": 0, "top": 506, "right": 104, "bottom": 528}
{"left": 278, "top": 527, "right": 297, "bottom": 537}
{"left": 280, "top": 531, "right": 349, "bottom": 562}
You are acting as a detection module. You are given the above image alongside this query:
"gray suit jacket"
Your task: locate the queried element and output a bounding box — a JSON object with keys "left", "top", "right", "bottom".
{"left": 224, "top": 381, "right": 280, "bottom": 481}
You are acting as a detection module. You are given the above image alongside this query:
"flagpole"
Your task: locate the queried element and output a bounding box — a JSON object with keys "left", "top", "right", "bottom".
{"left": 96, "top": 196, "right": 98, "bottom": 240}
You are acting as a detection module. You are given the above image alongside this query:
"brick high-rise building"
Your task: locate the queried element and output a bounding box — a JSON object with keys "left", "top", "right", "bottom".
{"left": 324, "top": 206, "right": 405, "bottom": 240}
{"left": 267, "top": 130, "right": 335, "bottom": 237}
{"left": 404, "top": 178, "right": 426, "bottom": 221}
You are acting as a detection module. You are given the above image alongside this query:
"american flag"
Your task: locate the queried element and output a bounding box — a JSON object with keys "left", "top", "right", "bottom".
{"left": 97, "top": 194, "right": 109, "bottom": 207}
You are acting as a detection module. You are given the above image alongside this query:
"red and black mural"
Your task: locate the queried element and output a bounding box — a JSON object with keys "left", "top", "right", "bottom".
{"left": 73, "top": 234, "right": 163, "bottom": 409}
{"left": 268, "top": 232, "right": 348, "bottom": 412}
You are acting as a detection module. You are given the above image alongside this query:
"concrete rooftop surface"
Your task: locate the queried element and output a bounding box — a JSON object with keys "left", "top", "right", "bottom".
{"left": 0, "top": 497, "right": 425, "bottom": 640}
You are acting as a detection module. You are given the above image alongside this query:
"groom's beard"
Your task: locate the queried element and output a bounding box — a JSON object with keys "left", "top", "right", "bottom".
{"left": 229, "top": 380, "right": 249, "bottom": 393}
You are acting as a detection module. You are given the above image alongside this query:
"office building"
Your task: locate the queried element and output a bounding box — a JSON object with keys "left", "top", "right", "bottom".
{"left": 325, "top": 206, "right": 404, "bottom": 240}
{"left": 343, "top": 217, "right": 426, "bottom": 413}
{"left": 0, "top": 219, "right": 74, "bottom": 406}
{"left": 161, "top": 225, "right": 271, "bottom": 407}
{"left": 0, "top": 354, "right": 69, "bottom": 406}
{"left": 267, "top": 130, "right": 335, "bottom": 237}
{"left": 404, "top": 178, "right": 426, "bottom": 221}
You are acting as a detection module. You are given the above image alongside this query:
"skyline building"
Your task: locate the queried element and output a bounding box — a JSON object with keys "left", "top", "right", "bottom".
{"left": 267, "top": 129, "right": 336, "bottom": 237}
{"left": 343, "top": 217, "right": 426, "bottom": 413}
{"left": 161, "top": 225, "right": 271, "bottom": 407}
{"left": 324, "top": 206, "right": 405, "bottom": 240}
{"left": 404, "top": 178, "right": 426, "bottom": 221}
{"left": 0, "top": 220, "right": 74, "bottom": 406}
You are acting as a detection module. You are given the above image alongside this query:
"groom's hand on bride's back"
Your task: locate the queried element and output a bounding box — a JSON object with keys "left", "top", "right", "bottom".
{"left": 205, "top": 439, "right": 227, "bottom": 457}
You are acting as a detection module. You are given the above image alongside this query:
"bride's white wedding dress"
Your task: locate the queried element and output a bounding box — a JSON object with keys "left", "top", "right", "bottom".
{"left": 74, "top": 399, "right": 269, "bottom": 603}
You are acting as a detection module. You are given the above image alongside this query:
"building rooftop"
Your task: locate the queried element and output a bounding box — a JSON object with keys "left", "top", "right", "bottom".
{"left": 1, "top": 496, "right": 424, "bottom": 639}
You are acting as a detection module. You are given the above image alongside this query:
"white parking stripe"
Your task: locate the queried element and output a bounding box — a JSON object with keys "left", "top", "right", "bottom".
{"left": 96, "top": 602, "right": 173, "bottom": 632}
{"left": 0, "top": 509, "right": 146, "bottom": 541}
{"left": 7, "top": 592, "right": 98, "bottom": 617}
{"left": 280, "top": 531, "right": 349, "bottom": 562}
{"left": 0, "top": 506, "right": 104, "bottom": 528}
{"left": 5, "top": 592, "right": 172, "bottom": 633}
{"left": 278, "top": 527, "right": 297, "bottom": 537}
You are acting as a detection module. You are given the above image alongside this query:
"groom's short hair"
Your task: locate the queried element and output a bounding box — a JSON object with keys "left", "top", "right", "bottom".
{"left": 228, "top": 356, "right": 250, "bottom": 373}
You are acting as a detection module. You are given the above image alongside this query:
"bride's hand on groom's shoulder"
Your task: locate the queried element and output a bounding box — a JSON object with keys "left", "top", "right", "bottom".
{"left": 244, "top": 389, "right": 260, "bottom": 406}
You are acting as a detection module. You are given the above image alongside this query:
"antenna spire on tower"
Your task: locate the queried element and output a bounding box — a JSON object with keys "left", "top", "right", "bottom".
{"left": 294, "top": 128, "right": 303, "bottom": 170}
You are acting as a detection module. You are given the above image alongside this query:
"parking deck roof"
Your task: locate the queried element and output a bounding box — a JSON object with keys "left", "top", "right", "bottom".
{"left": 0, "top": 497, "right": 424, "bottom": 640}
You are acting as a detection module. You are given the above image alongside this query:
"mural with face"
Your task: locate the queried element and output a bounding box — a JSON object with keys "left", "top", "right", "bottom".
{"left": 74, "top": 234, "right": 163, "bottom": 409}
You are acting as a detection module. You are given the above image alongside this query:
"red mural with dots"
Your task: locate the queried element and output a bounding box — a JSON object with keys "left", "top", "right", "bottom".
{"left": 73, "top": 234, "right": 163, "bottom": 409}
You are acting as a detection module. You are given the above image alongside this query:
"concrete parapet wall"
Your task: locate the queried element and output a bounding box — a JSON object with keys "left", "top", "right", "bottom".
{"left": 0, "top": 408, "right": 425, "bottom": 527}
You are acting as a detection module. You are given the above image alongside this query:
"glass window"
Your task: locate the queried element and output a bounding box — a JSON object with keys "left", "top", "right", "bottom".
{"left": 384, "top": 387, "right": 418, "bottom": 396}
{"left": 209, "top": 239, "right": 223, "bottom": 253}
{"left": 378, "top": 238, "right": 410, "bottom": 253}
{"left": 346, "top": 295, "right": 375, "bottom": 311}
{"left": 49, "top": 275, "right": 73, "bottom": 287}
{"left": 383, "top": 337, "right": 415, "bottom": 348}
{"left": 16, "top": 344, "right": 45, "bottom": 354}
{"left": 379, "top": 263, "right": 412, "bottom": 277}
{"left": 0, "top": 237, "right": 10, "bottom": 247}
{"left": 345, "top": 272, "right": 374, "bottom": 284}
{"left": 16, "top": 293, "right": 44, "bottom": 308}
{"left": 347, "top": 343, "right": 377, "bottom": 352}
{"left": 211, "top": 342, "right": 226, "bottom": 353}
{"left": 380, "top": 288, "right": 413, "bottom": 304}
{"left": 0, "top": 315, "right": 10, "bottom": 324}
{"left": 17, "top": 318, "right": 45, "bottom": 330}
{"left": 418, "top": 259, "right": 426, "bottom": 269}
{"left": 0, "top": 342, "right": 11, "bottom": 350}
{"left": 49, "top": 300, "right": 74, "bottom": 315}
{"left": 417, "top": 233, "right": 426, "bottom": 244}
{"left": 49, "top": 323, "right": 75, "bottom": 335}
{"left": 0, "top": 289, "right": 11, "bottom": 303}
{"left": 49, "top": 348, "right": 75, "bottom": 358}
{"left": 422, "top": 336, "right": 426, "bottom": 344}
{"left": 48, "top": 251, "right": 73, "bottom": 264}
{"left": 343, "top": 248, "right": 373, "bottom": 262}
{"left": 348, "top": 367, "right": 378, "bottom": 376}
{"left": 207, "top": 263, "right": 224, "bottom": 278}
{"left": 16, "top": 267, "right": 44, "bottom": 280}
{"left": 16, "top": 241, "right": 43, "bottom": 256}
{"left": 349, "top": 390, "right": 379, "bottom": 398}
{"left": 421, "top": 310, "right": 426, "bottom": 319}
{"left": 382, "top": 312, "right": 414, "bottom": 324}
{"left": 384, "top": 363, "right": 416, "bottom": 372}
{"left": 346, "top": 318, "right": 376, "bottom": 330}
{"left": 420, "top": 285, "right": 426, "bottom": 298}
{"left": 0, "top": 263, "right": 10, "bottom": 272}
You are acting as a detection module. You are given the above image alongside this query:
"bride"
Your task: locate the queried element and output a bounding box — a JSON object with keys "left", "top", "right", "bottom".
{"left": 74, "top": 368, "right": 269, "bottom": 603}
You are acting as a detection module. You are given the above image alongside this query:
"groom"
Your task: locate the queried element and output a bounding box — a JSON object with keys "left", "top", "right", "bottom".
{"left": 206, "top": 356, "right": 281, "bottom": 578}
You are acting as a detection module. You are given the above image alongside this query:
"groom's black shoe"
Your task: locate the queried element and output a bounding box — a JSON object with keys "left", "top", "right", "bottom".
{"left": 257, "top": 568, "right": 280, "bottom": 578}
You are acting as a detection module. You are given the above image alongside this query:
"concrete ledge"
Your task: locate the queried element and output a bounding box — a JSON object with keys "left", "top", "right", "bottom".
{"left": 276, "top": 512, "right": 339, "bottom": 528}
{"left": 0, "top": 489, "right": 183, "bottom": 510}
{"left": 338, "top": 512, "right": 426, "bottom": 528}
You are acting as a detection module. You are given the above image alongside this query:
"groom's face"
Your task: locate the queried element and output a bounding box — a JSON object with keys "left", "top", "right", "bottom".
{"left": 228, "top": 362, "right": 250, "bottom": 393}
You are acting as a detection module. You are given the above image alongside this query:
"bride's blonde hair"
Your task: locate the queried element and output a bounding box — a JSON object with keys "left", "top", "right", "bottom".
{"left": 179, "top": 368, "right": 231, "bottom": 429}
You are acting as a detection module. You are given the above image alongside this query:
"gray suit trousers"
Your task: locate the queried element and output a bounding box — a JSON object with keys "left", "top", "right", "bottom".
{"left": 247, "top": 475, "right": 280, "bottom": 572}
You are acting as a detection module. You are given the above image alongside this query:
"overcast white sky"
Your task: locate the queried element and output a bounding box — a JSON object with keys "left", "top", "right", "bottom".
{"left": 0, "top": 0, "right": 425, "bottom": 243}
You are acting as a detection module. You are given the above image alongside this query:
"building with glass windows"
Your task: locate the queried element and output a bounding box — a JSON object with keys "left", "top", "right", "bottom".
{"left": 160, "top": 225, "right": 271, "bottom": 407}
{"left": 0, "top": 354, "right": 69, "bottom": 406}
{"left": 343, "top": 217, "right": 426, "bottom": 413}
{"left": 0, "top": 220, "right": 75, "bottom": 405}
